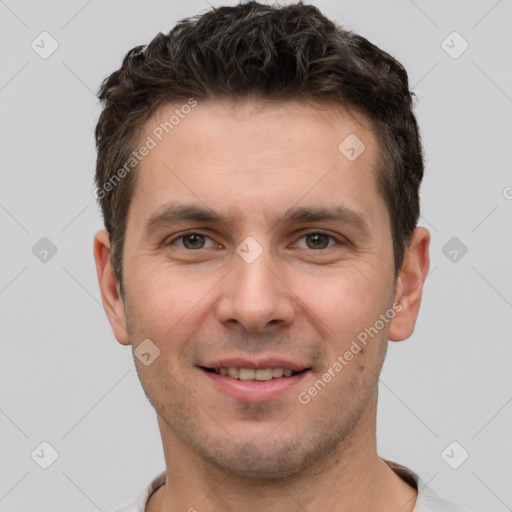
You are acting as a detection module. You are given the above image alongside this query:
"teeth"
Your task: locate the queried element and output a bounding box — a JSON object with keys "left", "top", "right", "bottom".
{"left": 227, "top": 367, "right": 239, "bottom": 378}
{"left": 214, "top": 367, "right": 300, "bottom": 380}
{"left": 239, "top": 368, "right": 255, "bottom": 380}
{"left": 255, "top": 369, "right": 273, "bottom": 381}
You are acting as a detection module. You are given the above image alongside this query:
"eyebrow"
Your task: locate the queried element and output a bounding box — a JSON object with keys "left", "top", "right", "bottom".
{"left": 143, "top": 202, "right": 371, "bottom": 236}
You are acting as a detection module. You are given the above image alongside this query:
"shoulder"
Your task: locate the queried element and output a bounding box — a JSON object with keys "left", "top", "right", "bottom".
{"left": 109, "top": 471, "right": 166, "bottom": 512}
{"left": 384, "top": 459, "right": 470, "bottom": 512}
{"left": 414, "top": 485, "right": 471, "bottom": 512}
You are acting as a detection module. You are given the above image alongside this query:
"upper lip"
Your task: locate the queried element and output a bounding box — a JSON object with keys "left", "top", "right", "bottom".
{"left": 200, "top": 357, "right": 310, "bottom": 372}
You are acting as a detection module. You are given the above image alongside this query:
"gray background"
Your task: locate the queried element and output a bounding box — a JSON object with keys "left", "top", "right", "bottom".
{"left": 1, "top": 0, "right": 511, "bottom": 510}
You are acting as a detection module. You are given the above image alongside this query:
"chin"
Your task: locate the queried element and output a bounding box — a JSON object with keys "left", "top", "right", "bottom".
{"left": 192, "top": 432, "right": 336, "bottom": 481}
{"left": 206, "top": 447, "right": 307, "bottom": 480}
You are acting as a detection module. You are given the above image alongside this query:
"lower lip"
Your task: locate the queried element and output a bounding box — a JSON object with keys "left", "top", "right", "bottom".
{"left": 200, "top": 368, "right": 310, "bottom": 402}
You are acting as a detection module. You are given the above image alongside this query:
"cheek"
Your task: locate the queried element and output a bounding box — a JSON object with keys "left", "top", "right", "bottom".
{"left": 123, "top": 263, "right": 197, "bottom": 353}
{"left": 297, "top": 265, "right": 389, "bottom": 341}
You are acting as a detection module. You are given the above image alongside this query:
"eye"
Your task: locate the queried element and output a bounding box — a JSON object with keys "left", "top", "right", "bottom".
{"left": 167, "top": 232, "right": 217, "bottom": 250}
{"left": 165, "top": 230, "right": 344, "bottom": 251}
{"left": 294, "top": 231, "right": 342, "bottom": 250}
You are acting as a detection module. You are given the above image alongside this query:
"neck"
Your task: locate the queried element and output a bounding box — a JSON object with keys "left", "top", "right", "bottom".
{"left": 147, "top": 399, "right": 417, "bottom": 512}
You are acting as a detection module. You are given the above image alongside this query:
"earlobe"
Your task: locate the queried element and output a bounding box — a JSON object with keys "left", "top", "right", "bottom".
{"left": 93, "top": 229, "right": 130, "bottom": 345}
{"left": 388, "top": 227, "right": 430, "bottom": 342}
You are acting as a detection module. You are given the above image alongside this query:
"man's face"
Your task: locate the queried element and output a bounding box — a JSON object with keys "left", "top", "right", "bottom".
{"left": 117, "top": 99, "right": 399, "bottom": 478}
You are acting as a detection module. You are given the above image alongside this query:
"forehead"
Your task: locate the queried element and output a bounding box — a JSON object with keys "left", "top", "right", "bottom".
{"left": 146, "top": 97, "right": 377, "bottom": 168}
{"left": 127, "top": 98, "right": 386, "bottom": 232}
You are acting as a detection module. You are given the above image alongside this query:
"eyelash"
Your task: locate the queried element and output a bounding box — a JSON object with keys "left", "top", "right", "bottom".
{"left": 166, "top": 230, "right": 344, "bottom": 250}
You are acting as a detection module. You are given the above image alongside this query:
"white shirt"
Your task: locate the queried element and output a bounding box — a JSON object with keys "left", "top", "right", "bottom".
{"left": 111, "top": 460, "right": 469, "bottom": 512}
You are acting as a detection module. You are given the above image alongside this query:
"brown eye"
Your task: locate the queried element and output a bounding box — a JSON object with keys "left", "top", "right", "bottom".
{"left": 181, "top": 233, "right": 206, "bottom": 249}
{"left": 294, "top": 231, "right": 340, "bottom": 250}
{"left": 167, "top": 232, "right": 215, "bottom": 250}
{"left": 305, "top": 233, "right": 331, "bottom": 249}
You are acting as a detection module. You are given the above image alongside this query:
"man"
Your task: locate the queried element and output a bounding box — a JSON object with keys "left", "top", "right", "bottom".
{"left": 93, "top": 2, "right": 467, "bottom": 511}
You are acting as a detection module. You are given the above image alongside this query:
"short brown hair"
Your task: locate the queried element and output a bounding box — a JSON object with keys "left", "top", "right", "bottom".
{"left": 95, "top": 1, "right": 423, "bottom": 292}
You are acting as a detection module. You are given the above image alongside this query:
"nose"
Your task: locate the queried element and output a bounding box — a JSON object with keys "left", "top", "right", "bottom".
{"left": 215, "top": 245, "right": 295, "bottom": 333}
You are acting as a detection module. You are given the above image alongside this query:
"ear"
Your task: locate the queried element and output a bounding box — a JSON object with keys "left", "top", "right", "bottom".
{"left": 93, "top": 229, "right": 130, "bottom": 345}
{"left": 388, "top": 227, "right": 430, "bottom": 342}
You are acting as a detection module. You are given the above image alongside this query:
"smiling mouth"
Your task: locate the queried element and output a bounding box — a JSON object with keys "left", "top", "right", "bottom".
{"left": 200, "top": 366, "right": 310, "bottom": 381}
